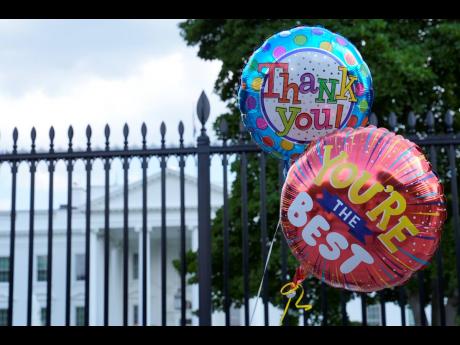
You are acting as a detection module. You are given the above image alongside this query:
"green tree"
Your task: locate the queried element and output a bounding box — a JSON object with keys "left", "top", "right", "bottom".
{"left": 177, "top": 19, "right": 460, "bottom": 325}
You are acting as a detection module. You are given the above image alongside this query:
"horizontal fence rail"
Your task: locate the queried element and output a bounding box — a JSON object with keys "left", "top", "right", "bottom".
{"left": 0, "top": 93, "right": 458, "bottom": 326}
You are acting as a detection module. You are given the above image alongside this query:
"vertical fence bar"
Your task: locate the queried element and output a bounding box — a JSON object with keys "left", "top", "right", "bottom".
{"left": 302, "top": 280, "right": 309, "bottom": 326}
{"left": 399, "top": 287, "right": 406, "bottom": 326}
{"left": 340, "top": 291, "right": 348, "bottom": 326}
{"left": 278, "top": 161, "right": 287, "bottom": 281}
{"left": 259, "top": 152, "right": 269, "bottom": 326}
{"left": 27, "top": 128, "right": 37, "bottom": 326}
{"left": 65, "top": 126, "right": 74, "bottom": 326}
{"left": 122, "top": 124, "right": 130, "bottom": 326}
{"left": 85, "top": 126, "right": 92, "bottom": 326}
{"left": 178, "top": 122, "right": 187, "bottom": 326}
{"left": 445, "top": 110, "right": 460, "bottom": 317}
{"left": 321, "top": 282, "right": 328, "bottom": 326}
{"left": 141, "top": 123, "right": 148, "bottom": 326}
{"left": 103, "top": 125, "right": 111, "bottom": 326}
{"left": 240, "top": 124, "right": 249, "bottom": 326}
{"left": 8, "top": 129, "right": 18, "bottom": 326}
{"left": 220, "top": 119, "right": 230, "bottom": 326}
{"left": 361, "top": 294, "right": 367, "bottom": 326}
{"left": 196, "top": 91, "right": 212, "bottom": 326}
{"left": 417, "top": 271, "right": 427, "bottom": 326}
{"left": 160, "top": 122, "right": 167, "bottom": 326}
{"left": 379, "top": 291, "right": 387, "bottom": 326}
{"left": 428, "top": 140, "right": 446, "bottom": 326}
{"left": 46, "top": 127, "right": 55, "bottom": 326}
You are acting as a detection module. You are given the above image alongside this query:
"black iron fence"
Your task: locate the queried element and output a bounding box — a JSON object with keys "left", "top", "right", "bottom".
{"left": 0, "top": 92, "right": 459, "bottom": 326}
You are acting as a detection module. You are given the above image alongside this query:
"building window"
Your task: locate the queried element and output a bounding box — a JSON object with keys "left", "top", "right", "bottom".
{"left": 133, "top": 305, "right": 138, "bottom": 326}
{"left": 133, "top": 253, "right": 138, "bottom": 280}
{"left": 37, "top": 255, "right": 47, "bottom": 282}
{"left": 75, "top": 254, "right": 86, "bottom": 281}
{"left": 0, "top": 257, "right": 9, "bottom": 282}
{"left": 0, "top": 309, "right": 7, "bottom": 326}
{"left": 75, "top": 307, "right": 85, "bottom": 326}
{"left": 40, "top": 308, "right": 47, "bottom": 326}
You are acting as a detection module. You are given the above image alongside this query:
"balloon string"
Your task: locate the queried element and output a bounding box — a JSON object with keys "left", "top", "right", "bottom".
{"left": 249, "top": 219, "right": 281, "bottom": 326}
{"left": 279, "top": 282, "right": 312, "bottom": 326}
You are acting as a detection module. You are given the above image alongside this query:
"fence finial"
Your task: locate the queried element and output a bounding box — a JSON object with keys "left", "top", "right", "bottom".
{"left": 67, "top": 126, "right": 74, "bottom": 152}
{"left": 369, "top": 113, "right": 378, "bottom": 126}
{"left": 388, "top": 112, "right": 398, "bottom": 130}
{"left": 220, "top": 118, "right": 229, "bottom": 141}
{"left": 197, "top": 91, "right": 210, "bottom": 128}
{"left": 104, "top": 124, "right": 110, "bottom": 150}
{"left": 49, "top": 126, "right": 55, "bottom": 153}
{"left": 86, "top": 125, "right": 92, "bottom": 151}
{"left": 123, "top": 123, "right": 129, "bottom": 150}
{"left": 178, "top": 121, "right": 184, "bottom": 148}
{"left": 141, "top": 123, "right": 147, "bottom": 149}
{"left": 426, "top": 111, "right": 435, "bottom": 134}
{"left": 31, "top": 127, "right": 36, "bottom": 153}
{"left": 407, "top": 111, "right": 416, "bottom": 134}
{"left": 445, "top": 110, "right": 454, "bottom": 133}
{"left": 12, "top": 127, "right": 18, "bottom": 154}
{"left": 160, "top": 122, "right": 166, "bottom": 148}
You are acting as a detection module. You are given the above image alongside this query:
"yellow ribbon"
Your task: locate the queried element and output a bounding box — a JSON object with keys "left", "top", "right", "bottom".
{"left": 279, "top": 282, "right": 312, "bottom": 326}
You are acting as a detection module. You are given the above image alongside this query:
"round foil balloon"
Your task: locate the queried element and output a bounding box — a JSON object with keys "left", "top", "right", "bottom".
{"left": 239, "top": 26, "right": 373, "bottom": 161}
{"left": 280, "top": 126, "right": 446, "bottom": 292}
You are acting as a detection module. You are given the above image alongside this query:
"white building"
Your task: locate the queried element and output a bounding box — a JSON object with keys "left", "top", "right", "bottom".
{"left": 0, "top": 168, "right": 254, "bottom": 326}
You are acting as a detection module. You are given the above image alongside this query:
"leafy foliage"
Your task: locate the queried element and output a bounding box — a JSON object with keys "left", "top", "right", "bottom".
{"left": 177, "top": 19, "right": 460, "bottom": 325}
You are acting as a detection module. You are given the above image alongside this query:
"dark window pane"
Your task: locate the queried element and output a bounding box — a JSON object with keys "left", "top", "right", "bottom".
{"left": 75, "top": 307, "right": 85, "bottom": 326}
{"left": 133, "top": 253, "right": 138, "bottom": 280}
{"left": 37, "top": 256, "right": 47, "bottom": 282}
{"left": 76, "top": 254, "right": 85, "bottom": 281}
{"left": 0, "top": 257, "right": 9, "bottom": 283}
{"left": 133, "top": 305, "right": 138, "bottom": 326}
{"left": 0, "top": 309, "right": 7, "bottom": 326}
{"left": 40, "top": 308, "right": 47, "bottom": 326}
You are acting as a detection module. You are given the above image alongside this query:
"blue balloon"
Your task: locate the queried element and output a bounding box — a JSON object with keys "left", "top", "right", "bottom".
{"left": 239, "top": 26, "right": 373, "bottom": 161}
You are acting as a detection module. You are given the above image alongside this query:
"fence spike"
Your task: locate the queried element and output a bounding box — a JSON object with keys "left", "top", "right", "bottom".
{"left": 123, "top": 123, "right": 129, "bottom": 149}
{"left": 369, "top": 113, "right": 378, "bottom": 126}
{"left": 67, "top": 126, "right": 74, "bottom": 151}
{"left": 104, "top": 124, "right": 110, "bottom": 150}
{"left": 220, "top": 118, "right": 229, "bottom": 140}
{"left": 160, "top": 122, "right": 166, "bottom": 148}
{"left": 388, "top": 112, "right": 398, "bottom": 130}
{"left": 141, "top": 123, "right": 147, "bottom": 149}
{"left": 239, "top": 122, "right": 247, "bottom": 143}
{"left": 445, "top": 110, "right": 454, "bottom": 133}
{"left": 197, "top": 91, "right": 210, "bottom": 127}
{"left": 12, "top": 127, "right": 18, "bottom": 154}
{"left": 426, "top": 111, "right": 435, "bottom": 134}
{"left": 86, "top": 125, "right": 92, "bottom": 150}
{"left": 407, "top": 111, "right": 416, "bottom": 134}
{"left": 178, "top": 121, "right": 184, "bottom": 147}
{"left": 31, "top": 127, "right": 36, "bottom": 153}
{"left": 49, "top": 127, "right": 55, "bottom": 152}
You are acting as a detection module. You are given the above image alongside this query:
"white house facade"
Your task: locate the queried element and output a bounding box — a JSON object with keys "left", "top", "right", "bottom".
{"left": 0, "top": 168, "right": 259, "bottom": 326}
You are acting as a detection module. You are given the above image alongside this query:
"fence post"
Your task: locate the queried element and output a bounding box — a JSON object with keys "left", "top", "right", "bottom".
{"left": 197, "top": 91, "right": 212, "bottom": 326}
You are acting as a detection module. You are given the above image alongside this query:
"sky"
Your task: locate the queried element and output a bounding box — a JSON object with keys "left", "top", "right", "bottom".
{"left": 0, "top": 19, "right": 417, "bottom": 325}
{"left": 0, "top": 19, "right": 233, "bottom": 212}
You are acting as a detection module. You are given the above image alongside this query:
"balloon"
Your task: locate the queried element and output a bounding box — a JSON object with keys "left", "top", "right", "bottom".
{"left": 239, "top": 26, "right": 373, "bottom": 161}
{"left": 280, "top": 126, "right": 446, "bottom": 292}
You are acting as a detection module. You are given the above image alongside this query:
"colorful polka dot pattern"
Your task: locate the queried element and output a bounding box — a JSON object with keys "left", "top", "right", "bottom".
{"left": 239, "top": 26, "right": 373, "bottom": 161}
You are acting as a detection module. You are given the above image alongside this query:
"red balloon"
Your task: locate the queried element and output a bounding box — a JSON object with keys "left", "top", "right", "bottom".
{"left": 280, "top": 126, "right": 446, "bottom": 292}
